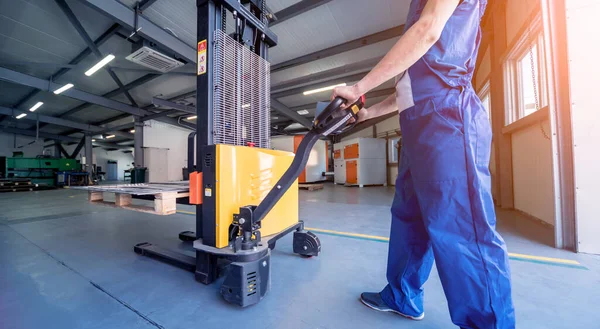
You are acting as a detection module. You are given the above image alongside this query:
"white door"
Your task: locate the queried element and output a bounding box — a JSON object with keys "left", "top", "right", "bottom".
{"left": 144, "top": 147, "right": 169, "bottom": 183}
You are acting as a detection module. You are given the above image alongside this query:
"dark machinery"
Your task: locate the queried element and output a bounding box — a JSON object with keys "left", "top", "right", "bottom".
{"left": 133, "top": 0, "right": 365, "bottom": 307}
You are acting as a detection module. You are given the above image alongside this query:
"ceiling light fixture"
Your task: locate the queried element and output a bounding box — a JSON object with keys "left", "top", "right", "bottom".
{"left": 296, "top": 110, "right": 309, "bottom": 115}
{"left": 92, "top": 139, "right": 96, "bottom": 142}
{"left": 85, "top": 54, "right": 115, "bottom": 76}
{"left": 16, "top": 113, "right": 27, "bottom": 119}
{"left": 53, "top": 83, "right": 74, "bottom": 94}
{"left": 130, "top": 129, "right": 135, "bottom": 133}
{"left": 241, "top": 104, "right": 250, "bottom": 109}
{"left": 105, "top": 134, "right": 116, "bottom": 139}
{"left": 302, "top": 83, "right": 347, "bottom": 96}
{"left": 29, "top": 101, "right": 43, "bottom": 112}
{"left": 187, "top": 115, "right": 197, "bottom": 120}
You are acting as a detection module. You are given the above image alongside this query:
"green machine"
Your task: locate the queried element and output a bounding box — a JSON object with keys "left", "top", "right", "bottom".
{"left": 0, "top": 157, "right": 82, "bottom": 186}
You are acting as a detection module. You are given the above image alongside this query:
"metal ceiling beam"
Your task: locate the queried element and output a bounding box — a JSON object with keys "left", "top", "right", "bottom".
{"left": 0, "top": 67, "right": 149, "bottom": 117}
{"left": 111, "top": 67, "right": 196, "bottom": 76}
{"left": 272, "top": 57, "right": 381, "bottom": 93}
{"left": 138, "top": 0, "right": 159, "bottom": 11}
{"left": 58, "top": 74, "right": 160, "bottom": 120}
{"left": 58, "top": 90, "right": 196, "bottom": 137}
{"left": 0, "top": 106, "right": 133, "bottom": 138}
{"left": 271, "top": 88, "right": 396, "bottom": 125}
{"left": 69, "top": 137, "right": 86, "bottom": 158}
{"left": 271, "top": 25, "right": 405, "bottom": 73}
{"left": 271, "top": 98, "right": 312, "bottom": 128}
{"left": 55, "top": 0, "right": 138, "bottom": 107}
{"left": 272, "top": 72, "right": 366, "bottom": 99}
{"left": 152, "top": 97, "right": 196, "bottom": 114}
{"left": 95, "top": 122, "right": 135, "bottom": 135}
{"left": 270, "top": 0, "right": 333, "bottom": 27}
{"left": 75, "top": 0, "right": 196, "bottom": 63}
{"left": 140, "top": 109, "right": 179, "bottom": 122}
{"left": 0, "top": 127, "right": 81, "bottom": 143}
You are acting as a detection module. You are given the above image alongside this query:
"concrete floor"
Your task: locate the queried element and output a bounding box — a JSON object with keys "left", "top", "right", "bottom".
{"left": 1, "top": 184, "right": 599, "bottom": 329}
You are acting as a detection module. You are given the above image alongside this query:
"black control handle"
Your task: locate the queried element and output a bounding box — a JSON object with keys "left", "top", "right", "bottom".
{"left": 313, "top": 95, "right": 366, "bottom": 136}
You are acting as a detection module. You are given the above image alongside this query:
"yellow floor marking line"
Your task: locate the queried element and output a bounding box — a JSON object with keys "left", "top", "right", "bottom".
{"left": 175, "top": 211, "right": 586, "bottom": 269}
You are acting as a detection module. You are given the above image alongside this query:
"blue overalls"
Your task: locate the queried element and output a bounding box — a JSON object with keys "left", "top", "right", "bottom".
{"left": 380, "top": 0, "right": 516, "bottom": 328}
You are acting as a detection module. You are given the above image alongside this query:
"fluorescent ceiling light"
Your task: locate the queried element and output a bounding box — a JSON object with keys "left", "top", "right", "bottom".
{"left": 92, "top": 139, "right": 96, "bottom": 142}
{"left": 302, "top": 83, "right": 346, "bottom": 96}
{"left": 29, "top": 101, "right": 43, "bottom": 112}
{"left": 241, "top": 104, "right": 250, "bottom": 109}
{"left": 130, "top": 129, "right": 135, "bottom": 133}
{"left": 85, "top": 54, "right": 115, "bottom": 76}
{"left": 297, "top": 110, "right": 309, "bottom": 115}
{"left": 16, "top": 113, "right": 27, "bottom": 119}
{"left": 53, "top": 83, "right": 74, "bottom": 94}
{"left": 272, "top": 116, "right": 279, "bottom": 120}
{"left": 105, "top": 134, "right": 116, "bottom": 139}
{"left": 187, "top": 115, "right": 197, "bottom": 120}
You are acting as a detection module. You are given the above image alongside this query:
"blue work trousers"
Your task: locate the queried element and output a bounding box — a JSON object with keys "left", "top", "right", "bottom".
{"left": 380, "top": 88, "right": 515, "bottom": 329}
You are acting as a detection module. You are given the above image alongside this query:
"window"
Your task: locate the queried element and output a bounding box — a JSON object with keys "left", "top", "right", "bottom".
{"left": 478, "top": 80, "right": 492, "bottom": 123}
{"left": 503, "top": 15, "right": 547, "bottom": 125}
{"left": 518, "top": 44, "right": 540, "bottom": 117}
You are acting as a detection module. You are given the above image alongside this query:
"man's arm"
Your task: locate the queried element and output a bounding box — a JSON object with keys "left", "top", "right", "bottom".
{"left": 331, "top": 0, "right": 461, "bottom": 103}
{"left": 357, "top": 93, "right": 397, "bottom": 123}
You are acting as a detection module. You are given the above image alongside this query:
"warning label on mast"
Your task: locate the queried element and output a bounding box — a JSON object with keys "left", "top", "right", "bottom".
{"left": 197, "top": 40, "right": 207, "bottom": 75}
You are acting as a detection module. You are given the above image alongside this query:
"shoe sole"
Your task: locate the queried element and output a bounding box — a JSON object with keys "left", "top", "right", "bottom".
{"left": 359, "top": 297, "right": 425, "bottom": 321}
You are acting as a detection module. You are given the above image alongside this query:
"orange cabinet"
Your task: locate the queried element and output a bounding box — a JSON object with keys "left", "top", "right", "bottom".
{"left": 346, "top": 160, "right": 358, "bottom": 184}
{"left": 344, "top": 143, "right": 359, "bottom": 159}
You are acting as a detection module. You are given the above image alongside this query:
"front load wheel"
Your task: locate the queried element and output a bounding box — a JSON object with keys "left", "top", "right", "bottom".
{"left": 293, "top": 230, "right": 321, "bottom": 257}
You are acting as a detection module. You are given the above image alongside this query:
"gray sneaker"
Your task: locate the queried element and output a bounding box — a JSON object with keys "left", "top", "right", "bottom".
{"left": 360, "top": 292, "right": 425, "bottom": 321}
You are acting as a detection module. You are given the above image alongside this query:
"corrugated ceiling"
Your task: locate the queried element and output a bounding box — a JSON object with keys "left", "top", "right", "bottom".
{"left": 1, "top": 0, "right": 411, "bottom": 139}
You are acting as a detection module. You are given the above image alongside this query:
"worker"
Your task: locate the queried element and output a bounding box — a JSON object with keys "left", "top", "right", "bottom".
{"left": 331, "top": 0, "right": 515, "bottom": 328}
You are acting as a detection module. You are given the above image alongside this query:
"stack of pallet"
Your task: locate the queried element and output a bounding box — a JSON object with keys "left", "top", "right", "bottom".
{"left": 0, "top": 178, "right": 34, "bottom": 193}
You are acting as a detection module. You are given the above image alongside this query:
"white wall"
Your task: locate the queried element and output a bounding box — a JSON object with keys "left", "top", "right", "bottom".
{"left": 143, "top": 120, "right": 194, "bottom": 182}
{"left": 565, "top": 0, "right": 600, "bottom": 254}
{"left": 511, "top": 120, "right": 554, "bottom": 225}
{"left": 0, "top": 133, "right": 48, "bottom": 157}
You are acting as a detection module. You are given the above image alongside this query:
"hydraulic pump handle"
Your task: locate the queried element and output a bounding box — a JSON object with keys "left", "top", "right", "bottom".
{"left": 252, "top": 129, "right": 320, "bottom": 223}
{"left": 251, "top": 95, "right": 366, "bottom": 224}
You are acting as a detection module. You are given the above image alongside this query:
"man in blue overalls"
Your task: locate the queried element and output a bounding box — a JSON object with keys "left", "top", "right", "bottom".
{"left": 331, "top": 0, "right": 515, "bottom": 328}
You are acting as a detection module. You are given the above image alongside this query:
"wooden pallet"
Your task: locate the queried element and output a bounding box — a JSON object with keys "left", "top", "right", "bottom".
{"left": 0, "top": 178, "right": 32, "bottom": 187}
{"left": 88, "top": 190, "right": 189, "bottom": 215}
{"left": 298, "top": 183, "right": 324, "bottom": 191}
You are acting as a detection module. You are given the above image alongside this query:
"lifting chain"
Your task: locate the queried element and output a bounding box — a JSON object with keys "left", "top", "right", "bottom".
{"left": 526, "top": 4, "right": 551, "bottom": 141}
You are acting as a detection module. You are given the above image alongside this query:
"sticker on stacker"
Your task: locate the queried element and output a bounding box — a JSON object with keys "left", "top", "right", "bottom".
{"left": 204, "top": 188, "right": 212, "bottom": 197}
{"left": 197, "top": 40, "right": 207, "bottom": 75}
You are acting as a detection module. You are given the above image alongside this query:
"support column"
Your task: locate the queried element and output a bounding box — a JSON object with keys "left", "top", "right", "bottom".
{"left": 84, "top": 134, "right": 93, "bottom": 174}
{"left": 134, "top": 118, "right": 144, "bottom": 167}
{"left": 489, "top": 2, "right": 514, "bottom": 209}
{"left": 54, "top": 142, "right": 61, "bottom": 158}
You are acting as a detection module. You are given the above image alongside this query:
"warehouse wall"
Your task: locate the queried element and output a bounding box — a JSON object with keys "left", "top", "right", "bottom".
{"left": 503, "top": 0, "right": 555, "bottom": 225}
{"left": 0, "top": 133, "right": 48, "bottom": 157}
{"left": 94, "top": 150, "right": 134, "bottom": 181}
{"left": 52, "top": 142, "right": 134, "bottom": 181}
{"left": 511, "top": 121, "right": 554, "bottom": 225}
{"left": 564, "top": 0, "right": 600, "bottom": 253}
{"left": 143, "top": 120, "right": 194, "bottom": 182}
